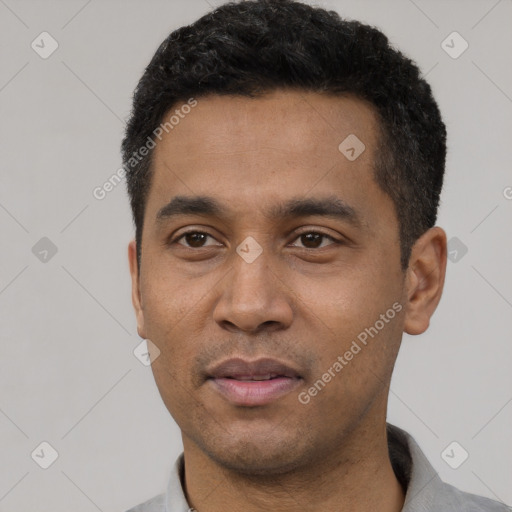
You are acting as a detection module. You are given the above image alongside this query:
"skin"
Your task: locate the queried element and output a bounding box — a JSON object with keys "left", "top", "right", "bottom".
{"left": 128, "top": 90, "right": 447, "bottom": 512}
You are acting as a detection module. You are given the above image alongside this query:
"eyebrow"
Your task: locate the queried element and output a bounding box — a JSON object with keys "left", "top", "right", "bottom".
{"left": 156, "top": 195, "right": 360, "bottom": 226}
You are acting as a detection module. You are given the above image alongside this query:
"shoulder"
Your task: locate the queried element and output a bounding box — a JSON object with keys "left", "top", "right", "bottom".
{"left": 440, "top": 482, "right": 511, "bottom": 511}
{"left": 125, "top": 492, "right": 166, "bottom": 512}
{"left": 386, "top": 424, "right": 510, "bottom": 512}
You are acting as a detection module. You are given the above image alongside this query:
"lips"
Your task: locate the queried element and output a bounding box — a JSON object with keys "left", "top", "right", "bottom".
{"left": 207, "top": 357, "right": 302, "bottom": 406}
{"left": 208, "top": 357, "right": 301, "bottom": 380}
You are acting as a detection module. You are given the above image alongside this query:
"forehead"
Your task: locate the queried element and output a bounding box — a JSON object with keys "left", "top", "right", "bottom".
{"left": 154, "top": 90, "right": 379, "bottom": 163}
{"left": 145, "top": 90, "right": 392, "bottom": 229}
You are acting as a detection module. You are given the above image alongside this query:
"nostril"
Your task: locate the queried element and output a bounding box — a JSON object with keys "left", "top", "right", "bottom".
{"left": 218, "top": 319, "right": 283, "bottom": 334}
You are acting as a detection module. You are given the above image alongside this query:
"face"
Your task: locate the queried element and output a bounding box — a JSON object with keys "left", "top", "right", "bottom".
{"left": 129, "top": 90, "right": 418, "bottom": 475}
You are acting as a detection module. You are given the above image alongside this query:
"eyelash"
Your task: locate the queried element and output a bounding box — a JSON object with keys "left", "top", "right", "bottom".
{"left": 170, "top": 229, "right": 340, "bottom": 249}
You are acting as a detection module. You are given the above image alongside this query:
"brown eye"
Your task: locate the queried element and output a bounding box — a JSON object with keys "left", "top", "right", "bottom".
{"left": 175, "top": 231, "right": 221, "bottom": 248}
{"left": 292, "top": 232, "right": 337, "bottom": 249}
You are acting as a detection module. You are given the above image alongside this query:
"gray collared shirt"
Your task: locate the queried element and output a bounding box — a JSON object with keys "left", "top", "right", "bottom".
{"left": 126, "top": 424, "right": 510, "bottom": 511}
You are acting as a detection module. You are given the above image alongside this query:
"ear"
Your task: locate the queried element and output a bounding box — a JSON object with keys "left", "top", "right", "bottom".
{"left": 128, "top": 240, "right": 147, "bottom": 339}
{"left": 403, "top": 227, "right": 447, "bottom": 335}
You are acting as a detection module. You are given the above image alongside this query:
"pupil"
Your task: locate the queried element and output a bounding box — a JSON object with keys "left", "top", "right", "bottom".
{"left": 302, "top": 233, "right": 321, "bottom": 248}
{"left": 186, "top": 233, "right": 206, "bottom": 247}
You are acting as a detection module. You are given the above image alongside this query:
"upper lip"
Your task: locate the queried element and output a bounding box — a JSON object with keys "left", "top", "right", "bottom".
{"left": 207, "top": 357, "right": 302, "bottom": 379}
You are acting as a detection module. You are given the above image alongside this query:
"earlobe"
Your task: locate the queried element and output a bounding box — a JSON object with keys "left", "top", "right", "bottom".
{"left": 403, "top": 227, "right": 447, "bottom": 336}
{"left": 128, "top": 240, "right": 146, "bottom": 338}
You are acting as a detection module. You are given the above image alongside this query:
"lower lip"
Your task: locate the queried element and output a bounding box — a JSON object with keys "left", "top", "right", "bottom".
{"left": 209, "top": 377, "right": 302, "bottom": 406}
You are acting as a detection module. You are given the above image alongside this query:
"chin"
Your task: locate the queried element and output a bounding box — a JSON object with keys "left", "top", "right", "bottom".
{"left": 198, "top": 426, "right": 314, "bottom": 476}
{"left": 210, "top": 446, "right": 305, "bottom": 476}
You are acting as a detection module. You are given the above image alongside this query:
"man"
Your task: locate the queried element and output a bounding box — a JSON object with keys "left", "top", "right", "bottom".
{"left": 122, "top": 1, "right": 509, "bottom": 510}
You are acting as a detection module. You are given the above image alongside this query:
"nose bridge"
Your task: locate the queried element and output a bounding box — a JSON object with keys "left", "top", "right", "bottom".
{"left": 213, "top": 242, "right": 293, "bottom": 332}
{"left": 229, "top": 244, "right": 275, "bottom": 313}
{"left": 232, "top": 246, "right": 271, "bottom": 299}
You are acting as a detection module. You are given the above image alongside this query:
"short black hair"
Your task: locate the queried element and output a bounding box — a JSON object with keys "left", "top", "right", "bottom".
{"left": 122, "top": 0, "right": 446, "bottom": 270}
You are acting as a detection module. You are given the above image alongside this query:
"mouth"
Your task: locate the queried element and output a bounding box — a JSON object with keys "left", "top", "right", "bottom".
{"left": 206, "top": 358, "right": 303, "bottom": 406}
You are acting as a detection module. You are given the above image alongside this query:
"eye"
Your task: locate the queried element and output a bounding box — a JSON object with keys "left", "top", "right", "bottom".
{"left": 174, "top": 231, "right": 222, "bottom": 248}
{"left": 290, "top": 231, "right": 338, "bottom": 249}
{"left": 170, "top": 229, "right": 340, "bottom": 250}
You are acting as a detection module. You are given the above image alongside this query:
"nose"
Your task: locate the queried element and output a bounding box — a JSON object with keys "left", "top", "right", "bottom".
{"left": 212, "top": 250, "right": 293, "bottom": 334}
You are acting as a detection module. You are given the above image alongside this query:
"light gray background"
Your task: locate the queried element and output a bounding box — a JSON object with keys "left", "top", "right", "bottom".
{"left": 0, "top": 0, "right": 511, "bottom": 510}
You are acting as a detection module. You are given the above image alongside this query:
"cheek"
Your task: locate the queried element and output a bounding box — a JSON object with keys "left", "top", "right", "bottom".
{"left": 150, "top": 360, "right": 197, "bottom": 430}
{"left": 294, "top": 264, "right": 394, "bottom": 328}
{"left": 140, "top": 264, "right": 201, "bottom": 330}
{"left": 293, "top": 266, "right": 403, "bottom": 375}
{"left": 139, "top": 289, "right": 198, "bottom": 387}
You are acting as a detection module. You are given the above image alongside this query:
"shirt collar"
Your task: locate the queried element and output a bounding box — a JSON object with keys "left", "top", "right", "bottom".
{"left": 387, "top": 423, "right": 446, "bottom": 511}
{"left": 165, "top": 453, "right": 189, "bottom": 512}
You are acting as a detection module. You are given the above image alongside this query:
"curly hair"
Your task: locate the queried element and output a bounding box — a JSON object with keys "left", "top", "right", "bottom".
{"left": 122, "top": 0, "right": 446, "bottom": 270}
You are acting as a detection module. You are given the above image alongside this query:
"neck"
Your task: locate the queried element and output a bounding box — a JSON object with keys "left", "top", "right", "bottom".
{"left": 181, "top": 415, "right": 405, "bottom": 512}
